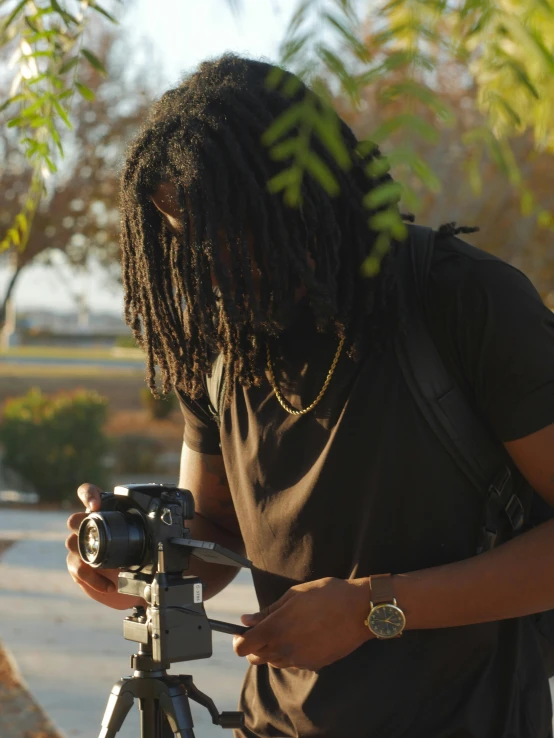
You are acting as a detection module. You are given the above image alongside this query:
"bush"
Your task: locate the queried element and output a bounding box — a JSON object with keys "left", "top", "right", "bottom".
{"left": 140, "top": 387, "right": 178, "bottom": 420}
{"left": 0, "top": 388, "right": 110, "bottom": 503}
{"left": 112, "top": 434, "right": 161, "bottom": 474}
{"left": 115, "top": 334, "right": 140, "bottom": 349}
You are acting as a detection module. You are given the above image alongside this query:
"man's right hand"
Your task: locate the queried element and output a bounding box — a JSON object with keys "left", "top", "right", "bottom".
{"left": 65, "top": 483, "right": 145, "bottom": 611}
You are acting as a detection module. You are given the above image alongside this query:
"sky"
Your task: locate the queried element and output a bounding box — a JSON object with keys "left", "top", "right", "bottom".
{"left": 2, "top": 0, "right": 300, "bottom": 315}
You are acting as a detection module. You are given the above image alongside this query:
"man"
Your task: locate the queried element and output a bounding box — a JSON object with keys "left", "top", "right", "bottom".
{"left": 66, "top": 54, "right": 554, "bottom": 737}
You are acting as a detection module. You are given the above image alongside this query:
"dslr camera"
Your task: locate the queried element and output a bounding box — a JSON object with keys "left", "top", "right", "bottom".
{"left": 77, "top": 483, "right": 250, "bottom": 664}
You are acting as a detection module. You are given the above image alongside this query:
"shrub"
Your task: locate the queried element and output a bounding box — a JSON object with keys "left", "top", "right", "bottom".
{"left": 140, "top": 387, "right": 178, "bottom": 420}
{"left": 115, "top": 334, "right": 140, "bottom": 349}
{"left": 112, "top": 434, "right": 161, "bottom": 474}
{"left": 0, "top": 388, "right": 110, "bottom": 503}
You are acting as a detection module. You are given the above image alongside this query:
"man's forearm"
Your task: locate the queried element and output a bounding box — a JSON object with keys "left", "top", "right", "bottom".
{"left": 384, "top": 518, "right": 554, "bottom": 630}
{"left": 186, "top": 512, "right": 245, "bottom": 600}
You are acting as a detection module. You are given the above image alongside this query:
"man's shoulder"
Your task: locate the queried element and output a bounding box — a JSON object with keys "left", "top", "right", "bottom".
{"left": 421, "top": 231, "right": 538, "bottom": 306}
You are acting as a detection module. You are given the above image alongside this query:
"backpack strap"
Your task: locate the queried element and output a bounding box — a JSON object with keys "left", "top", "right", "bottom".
{"left": 394, "top": 224, "right": 526, "bottom": 553}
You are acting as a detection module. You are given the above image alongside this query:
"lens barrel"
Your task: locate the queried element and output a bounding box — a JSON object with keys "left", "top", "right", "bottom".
{"left": 77, "top": 511, "right": 146, "bottom": 569}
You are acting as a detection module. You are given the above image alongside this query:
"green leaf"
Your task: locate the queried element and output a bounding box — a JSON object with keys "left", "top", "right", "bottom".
{"left": 75, "top": 81, "right": 94, "bottom": 101}
{"left": 400, "top": 184, "right": 422, "bottom": 213}
{"left": 491, "top": 94, "right": 522, "bottom": 127}
{"left": 312, "top": 112, "right": 351, "bottom": 169}
{"left": 505, "top": 59, "right": 540, "bottom": 100}
{"left": 15, "top": 212, "right": 28, "bottom": 237}
{"left": 25, "top": 15, "right": 40, "bottom": 33}
{"left": 269, "top": 138, "right": 298, "bottom": 161}
{"left": 371, "top": 114, "right": 438, "bottom": 145}
{"left": 81, "top": 48, "right": 107, "bottom": 76}
{"left": 2, "top": 0, "right": 27, "bottom": 30}
{"left": 302, "top": 150, "right": 339, "bottom": 195}
{"left": 285, "top": 0, "right": 312, "bottom": 38}
{"left": 528, "top": 28, "right": 554, "bottom": 75}
{"left": 7, "top": 228, "right": 20, "bottom": 247}
{"left": 282, "top": 73, "right": 304, "bottom": 98}
{"left": 50, "top": 0, "right": 79, "bottom": 25}
{"left": 261, "top": 103, "right": 302, "bottom": 146}
{"left": 411, "top": 157, "right": 441, "bottom": 192}
{"left": 52, "top": 97, "right": 72, "bottom": 128}
{"left": 265, "top": 66, "right": 286, "bottom": 91}
{"left": 0, "top": 94, "right": 25, "bottom": 113}
{"left": 46, "top": 120, "right": 63, "bottom": 156}
{"left": 369, "top": 209, "right": 407, "bottom": 240}
{"left": 44, "top": 155, "right": 57, "bottom": 173}
{"left": 59, "top": 56, "right": 79, "bottom": 74}
{"left": 89, "top": 2, "right": 118, "bottom": 23}
{"left": 267, "top": 167, "right": 298, "bottom": 194}
{"left": 362, "top": 181, "right": 403, "bottom": 210}
{"left": 321, "top": 12, "right": 370, "bottom": 62}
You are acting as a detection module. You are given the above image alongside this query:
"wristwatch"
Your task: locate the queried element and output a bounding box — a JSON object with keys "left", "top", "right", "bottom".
{"left": 364, "top": 573, "right": 406, "bottom": 639}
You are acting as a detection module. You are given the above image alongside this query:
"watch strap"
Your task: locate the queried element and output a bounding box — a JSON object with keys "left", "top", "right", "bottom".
{"left": 369, "top": 573, "right": 394, "bottom": 604}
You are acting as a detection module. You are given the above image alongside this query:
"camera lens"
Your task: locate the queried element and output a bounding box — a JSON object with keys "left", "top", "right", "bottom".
{"left": 82, "top": 520, "right": 102, "bottom": 559}
{"left": 78, "top": 511, "right": 146, "bottom": 569}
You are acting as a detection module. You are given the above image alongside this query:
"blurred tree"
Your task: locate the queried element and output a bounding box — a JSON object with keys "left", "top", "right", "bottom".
{"left": 0, "top": 0, "right": 120, "bottom": 252}
{"left": 0, "top": 23, "right": 158, "bottom": 325}
{"left": 334, "top": 42, "right": 554, "bottom": 305}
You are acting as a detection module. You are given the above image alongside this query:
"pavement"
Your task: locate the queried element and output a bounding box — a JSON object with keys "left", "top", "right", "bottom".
{"left": 0, "top": 509, "right": 259, "bottom": 738}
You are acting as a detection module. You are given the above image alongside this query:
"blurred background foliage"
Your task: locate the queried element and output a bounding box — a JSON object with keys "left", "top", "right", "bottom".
{"left": 0, "top": 0, "right": 553, "bottom": 502}
{"left": 1, "top": 0, "right": 553, "bottom": 308}
{"left": 0, "top": 387, "right": 110, "bottom": 501}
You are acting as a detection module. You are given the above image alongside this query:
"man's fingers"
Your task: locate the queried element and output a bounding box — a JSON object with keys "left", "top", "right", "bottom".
{"left": 77, "top": 483, "right": 103, "bottom": 511}
{"left": 246, "top": 653, "right": 292, "bottom": 669}
{"left": 65, "top": 534, "right": 79, "bottom": 554}
{"left": 240, "top": 589, "right": 298, "bottom": 627}
{"left": 67, "top": 512, "right": 86, "bottom": 533}
{"left": 66, "top": 552, "right": 115, "bottom": 594}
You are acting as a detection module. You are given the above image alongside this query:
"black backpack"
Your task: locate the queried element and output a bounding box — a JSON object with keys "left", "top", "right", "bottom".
{"left": 205, "top": 224, "right": 554, "bottom": 677}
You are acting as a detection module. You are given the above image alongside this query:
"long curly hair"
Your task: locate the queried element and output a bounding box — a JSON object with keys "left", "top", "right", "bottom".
{"left": 119, "top": 53, "right": 474, "bottom": 400}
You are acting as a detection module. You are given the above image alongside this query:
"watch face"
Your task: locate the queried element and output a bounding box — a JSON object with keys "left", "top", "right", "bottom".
{"left": 368, "top": 604, "right": 406, "bottom": 639}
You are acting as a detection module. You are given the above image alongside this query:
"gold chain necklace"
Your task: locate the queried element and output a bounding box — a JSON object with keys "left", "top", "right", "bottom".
{"left": 266, "top": 335, "right": 345, "bottom": 416}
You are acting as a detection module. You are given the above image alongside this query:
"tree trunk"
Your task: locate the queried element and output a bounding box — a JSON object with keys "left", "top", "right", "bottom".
{"left": 0, "top": 265, "right": 24, "bottom": 329}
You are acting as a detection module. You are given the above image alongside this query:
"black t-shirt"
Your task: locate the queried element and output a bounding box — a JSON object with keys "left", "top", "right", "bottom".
{"left": 176, "top": 235, "right": 554, "bottom": 738}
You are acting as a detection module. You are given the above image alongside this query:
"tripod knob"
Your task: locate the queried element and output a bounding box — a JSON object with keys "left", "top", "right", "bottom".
{"left": 218, "top": 712, "right": 244, "bottom": 729}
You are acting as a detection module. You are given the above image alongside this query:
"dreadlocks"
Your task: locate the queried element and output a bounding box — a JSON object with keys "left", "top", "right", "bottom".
{"left": 120, "top": 53, "right": 476, "bottom": 401}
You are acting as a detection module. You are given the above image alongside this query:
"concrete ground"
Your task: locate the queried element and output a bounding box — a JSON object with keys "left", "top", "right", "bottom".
{"left": 0, "top": 509, "right": 258, "bottom": 738}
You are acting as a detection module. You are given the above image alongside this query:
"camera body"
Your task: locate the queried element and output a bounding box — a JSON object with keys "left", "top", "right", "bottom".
{"left": 78, "top": 483, "right": 196, "bottom": 576}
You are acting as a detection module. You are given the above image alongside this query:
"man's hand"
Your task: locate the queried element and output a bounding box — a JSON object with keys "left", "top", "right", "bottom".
{"left": 65, "top": 483, "right": 144, "bottom": 611}
{"left": 232, "top": 577, "right": 373, "bottom": 671}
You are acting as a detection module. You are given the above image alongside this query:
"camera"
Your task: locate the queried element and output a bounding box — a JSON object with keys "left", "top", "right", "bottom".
{"left": 78, "top": 483, "right": 196, "bottom": 575}
{"left": 78, "top": 483, "right": 248, "bottom": 577}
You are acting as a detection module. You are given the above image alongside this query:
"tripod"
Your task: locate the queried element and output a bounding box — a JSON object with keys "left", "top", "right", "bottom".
{"left": 96, "top": 543, "right": 250, "bottom": 738}
{"left": 99, "top": 641, "right": 243, "bottom": 738}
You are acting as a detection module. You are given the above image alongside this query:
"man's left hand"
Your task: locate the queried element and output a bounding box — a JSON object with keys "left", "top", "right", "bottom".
{"left": 232, "top": 577, "right": 373, "bottom": 671}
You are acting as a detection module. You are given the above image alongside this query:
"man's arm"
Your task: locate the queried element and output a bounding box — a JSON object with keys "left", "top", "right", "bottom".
{"left": 233, "top": 423, "right": 554, "bottom": 670}
{"left": 177, "top": 442, "right": 245, "bottom": 600}
{"left": 390, "top": 422, "right": 554, "bottom": 629}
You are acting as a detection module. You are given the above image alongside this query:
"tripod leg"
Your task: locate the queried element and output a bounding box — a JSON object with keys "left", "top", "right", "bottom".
{"left": 98, "top": 682, "right": 135, "bottom": 738}
{"left": 159, "top": 690, "right": 195, "bottom": 738}
{"left": 139, "top": 698, "right": 173, "bottom": 738}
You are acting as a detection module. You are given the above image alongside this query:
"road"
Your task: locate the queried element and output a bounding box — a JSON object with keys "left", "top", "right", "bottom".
{"left": 0, "top": 509, "right": 258, "bottom": 738}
